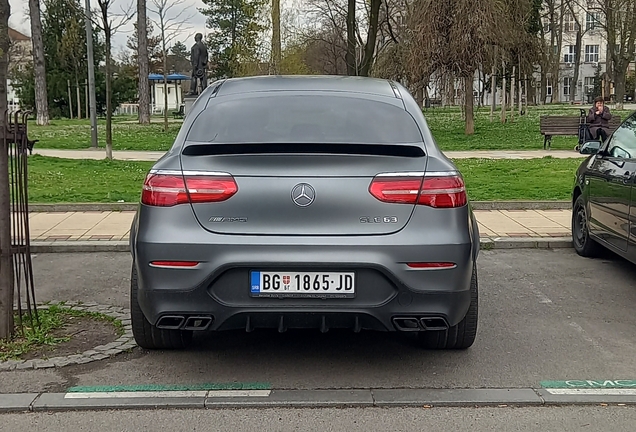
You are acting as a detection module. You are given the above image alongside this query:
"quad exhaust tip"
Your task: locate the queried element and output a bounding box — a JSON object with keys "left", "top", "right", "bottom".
{"left": 156, "top": 315, "right": 213, "bottom": 331}
{"left": 392, "top": 316, "right": 449, "bottom": 332}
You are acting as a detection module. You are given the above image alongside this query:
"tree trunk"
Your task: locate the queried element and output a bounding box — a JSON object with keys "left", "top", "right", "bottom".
{"left": 524, "top": 73, "right": 528, "bottom": 111}
{"left": 271, "top": 0, "right": 281, "bottom": 74}
{"left": 510, "top": 65, "right": 515, "bottom": 122}
{"left": 76, "top": 75, "right": 81, "bottom": 119}
{"left": 29, "top": 0, "right": 49, "bottom": 125}
{"left": 415, "top": 82, "right": 423, "bottom": 108}
{"left": 85, "top": 79, "right": 89, "bottom": 119}
{"left": 490, "top": 63, "right": 496, "bottom": 122}
{"left": 137, "top": 0, "right": 150, "bottom": 124}
{"left": 345, "top": 0, "right": 356, "bottom": 75}
{"left": 163, "top": 41, "right": 169, "bottom": 132}
{"left": 230, "top": 1, "right": 237, "bottom": 75}
{"left": 614, "top": 65, "right": 627, "bottom": 110}
{"left": 105, "top": 27, "right": 113, "bottom": 160}
{"left": 446, "top": 74, "right": 455, "bottom": 106}
{"left": 518, "top": 62, "right": 522, "bottom": 115}
{"left": 571, "top": 29, "right": 582, "bottom": 103}
{"left": 500, "top": 60, "right": 506, "bottom": 123}
{"left": 359, "top": 0, "right": 381, "bottom": 77}
{"left": 0, "top": 0, "right": 13, "bottom": 341}
{"left": 464, "top": 75, "right": 474, "bottom": 135}
{"left": 67, "top": 79, "right": 73, "bottom": 119}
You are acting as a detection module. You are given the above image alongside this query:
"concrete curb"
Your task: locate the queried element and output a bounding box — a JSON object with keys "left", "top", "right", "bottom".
{"left": 24, "top": 201, "right": 571, "bottom": 213}
{"left": 0, "top": 303, "right": 135, "bottom": 372}
{"left": 30, "top": 241, "right": 129, "bottom": 254}
{"left": 3, "top": 387, "right": 636, "bottom": 412}
{"left": 28, "top": 238, "right": 572, "bottom": 254}
{"left": 27, "top": 203, "right": 139, "bottom": 212}
{"left": 471, "top": 201, "right": 570, "bottom": 210}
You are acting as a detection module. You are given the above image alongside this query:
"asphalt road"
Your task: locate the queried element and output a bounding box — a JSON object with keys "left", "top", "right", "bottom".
{"left": 2, "top": 406, "right": 636, "bottom": 431}
{"left": 1, "top": 249, "right": 636, "bottom": 394}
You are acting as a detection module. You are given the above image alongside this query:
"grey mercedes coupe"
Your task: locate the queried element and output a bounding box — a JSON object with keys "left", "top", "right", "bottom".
{"left": 129, "top": 75, "right": 480, "bottom": 351}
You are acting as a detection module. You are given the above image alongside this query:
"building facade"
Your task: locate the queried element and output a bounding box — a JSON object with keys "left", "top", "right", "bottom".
{"left": 550, "top": 6, "right": 608, "bottom": 104}
{"left": 8, "top": 28, "right": 32, "bottom": 111}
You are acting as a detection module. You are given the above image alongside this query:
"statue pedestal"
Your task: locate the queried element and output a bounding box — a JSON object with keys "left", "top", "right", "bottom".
{"left": 183, "top": 96, "right": 197, "bottom": 118}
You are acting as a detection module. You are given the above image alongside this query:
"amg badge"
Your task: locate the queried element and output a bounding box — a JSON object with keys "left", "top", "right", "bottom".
{"left": 209, "top": 217, "right": 248, "bottom": 223}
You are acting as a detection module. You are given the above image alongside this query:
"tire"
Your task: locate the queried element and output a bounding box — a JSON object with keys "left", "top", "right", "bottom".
{"left": 131, "top": 265, "right": 192, "bottom": 350}
{"left": 417, "top": 264, "right": 478, "bottom": 350}
{"left": 572, "top": 195, "right": 602, "bottom": 258}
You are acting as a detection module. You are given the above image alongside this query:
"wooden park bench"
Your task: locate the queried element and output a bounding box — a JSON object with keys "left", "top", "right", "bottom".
{"left": 172, "top": 105, "right": 184, "bottom": 119}
{"left": 540, "top": 113, "right": 622, "bottom": 150}
{"left": 425, "top": 98, "right": 442, "bottom": 108}
{"left": 3, "top": 119, "right": 38, "bottom": 155}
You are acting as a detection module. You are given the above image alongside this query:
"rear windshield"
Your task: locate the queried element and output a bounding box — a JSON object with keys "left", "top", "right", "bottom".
{"left": 186, "top": 95, "right": 424, "bottom": 144}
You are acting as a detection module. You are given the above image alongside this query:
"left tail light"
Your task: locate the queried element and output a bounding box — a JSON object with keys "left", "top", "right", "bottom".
{"left": 141, "top": 171, "right": 238, "bottom": 207}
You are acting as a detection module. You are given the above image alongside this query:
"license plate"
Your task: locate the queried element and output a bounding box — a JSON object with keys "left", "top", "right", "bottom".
{"left": 250, "top": 271, "right": 355, "bottom": 298}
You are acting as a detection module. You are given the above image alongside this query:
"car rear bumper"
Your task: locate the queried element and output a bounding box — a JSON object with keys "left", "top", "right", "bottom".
{"left": 131, "top": 203, "right": 478, "bottom": 331}
{"left": 136, "top": 286, "right": 472, "bottom": 332}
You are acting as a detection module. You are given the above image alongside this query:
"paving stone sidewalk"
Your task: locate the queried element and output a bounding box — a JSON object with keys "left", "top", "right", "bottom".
{"left": 18, "top": 209, "right": 571, "bottom": 243}
{"left": 33, "top": 149, "right": 586, "bottom": 162}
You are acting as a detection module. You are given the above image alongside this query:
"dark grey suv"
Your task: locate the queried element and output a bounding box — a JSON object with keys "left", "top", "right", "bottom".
{"left": 129, "top": 76, "right": 480, "bottom": 351}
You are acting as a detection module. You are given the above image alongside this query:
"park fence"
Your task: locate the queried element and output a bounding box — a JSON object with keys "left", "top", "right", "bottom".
{"left": 0, "top": 110, "right": 38, "bottom": 337}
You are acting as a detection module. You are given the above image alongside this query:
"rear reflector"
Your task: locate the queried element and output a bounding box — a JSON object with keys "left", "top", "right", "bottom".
{"left": 142, "top": 171, "right": 238, "bottom": 207}
{"left": 407, "top": 262, "right": 456, "bottom": 269}
{"left": 150, "top": 261, "right": 199, "bottom": 268}
{"left": 369, "top": 173, "right": 467, "bottom": 208}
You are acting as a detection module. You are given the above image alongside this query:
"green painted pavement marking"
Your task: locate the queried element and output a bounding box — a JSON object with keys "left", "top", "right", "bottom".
{"left": 67, "top": 383, "right": 271, "bottom": 393}
{"left": 541, "top": 380, "right": 636, "bottom": 389}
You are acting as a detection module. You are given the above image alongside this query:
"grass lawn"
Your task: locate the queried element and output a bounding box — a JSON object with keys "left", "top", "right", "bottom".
{"left": 29, "top": 116, "right": 182, "bottom": 151}
{"left": 23, "top": 156, "right": 581, "bottom": 203}
{"left": 0, "top": 303, "right": 123, "bottom": 361}
{"left": 26, "top": 155, "right": 152, "bottom": 203}
{"left": 454, "top": 157, "right": 579, "bottom": 201}
{"left": 28, "top": 104, "right": 634, "bottom": 152}
{"left": 424, "top": 104, "right": 633, "bottom": 151}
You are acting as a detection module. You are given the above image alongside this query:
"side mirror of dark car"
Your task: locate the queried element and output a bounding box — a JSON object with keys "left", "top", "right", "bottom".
{"left": 580, "top": 141, "right": 602, "bottom": 155}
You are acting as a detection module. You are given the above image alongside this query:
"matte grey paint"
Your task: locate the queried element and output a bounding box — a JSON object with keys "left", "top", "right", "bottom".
{"left": 130, "top": 76, "right": 479, "bottom": 332}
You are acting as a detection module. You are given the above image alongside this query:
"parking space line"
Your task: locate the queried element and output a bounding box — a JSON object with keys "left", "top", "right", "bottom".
{"left": 569, "top": 321, "right": 613, "bottom": 358}
{"left": 533, "top": 290, "right": 553, "bottom": 304}
{"left": 545, "top": 389, "right": 636, "bottom": 396}
{"left": 207, "top": 390, "right": 272, "bottom": 398}
{"left": 64, "top": 390, "right": 272, "bottom": 399}
{"left": 65, "top": 391, "right": 208, "bottom": 399}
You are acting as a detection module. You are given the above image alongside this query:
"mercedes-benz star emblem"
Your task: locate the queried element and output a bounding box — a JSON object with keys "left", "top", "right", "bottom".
{"left": 291, "top": 183, "right": 316, "bottom": 207}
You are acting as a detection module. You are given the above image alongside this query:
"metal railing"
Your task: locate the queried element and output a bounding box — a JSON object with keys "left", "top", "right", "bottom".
{"left": 0, "top": 110, "right": 38, "bottom": 338}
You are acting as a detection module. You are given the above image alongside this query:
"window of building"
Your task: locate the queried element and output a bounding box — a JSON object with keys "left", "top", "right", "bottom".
{"left": 585, "top": 45, "right": 599, "bottom": 62}
{"left": 543, "top": 20, "right": 551, "bottom": 33}
{"left": 563, "top": 77, "right": 573, "bottom": 96}
{"left": 586, "top": 12, "right": 600, "bottom": 30}
{"left": 564, "top": 13, "right": 577, "bottom": 32}
{"left": 564, "top": 45, "right": 575, "bottom": 63}
{"left": 584, "top": 77, "right": 595, "bottom": 95}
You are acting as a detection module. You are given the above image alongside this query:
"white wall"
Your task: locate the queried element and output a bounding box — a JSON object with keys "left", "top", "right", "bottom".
{"left": 7, "top": 79, "right": 20, "bottom": 111}
{"left": 152, "top": 81, "right": 184, "bottom": 112}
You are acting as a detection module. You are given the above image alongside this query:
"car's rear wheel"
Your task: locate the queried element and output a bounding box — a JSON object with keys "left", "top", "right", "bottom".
{"left": 572, "top": 194, "right": 601, "bottom": 258}
{"left": 417, "top": 264, "right": 478, "bottom": 350}
{"left": 130, "top": 265, "right": 192, "bottom": 350}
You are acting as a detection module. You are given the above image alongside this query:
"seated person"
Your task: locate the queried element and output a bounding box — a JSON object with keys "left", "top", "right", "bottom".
{"left": 587, "top": 96, "right": 612, "bottom": 142}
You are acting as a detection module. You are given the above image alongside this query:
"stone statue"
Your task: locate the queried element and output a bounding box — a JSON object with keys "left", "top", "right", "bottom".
{"left": 189, "top": 33, "right": 208, "bottom": 95}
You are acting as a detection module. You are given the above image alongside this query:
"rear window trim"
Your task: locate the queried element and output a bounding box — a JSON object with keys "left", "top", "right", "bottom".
{"left": 181, "top": 142, "right": 426, "bottom": 158}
